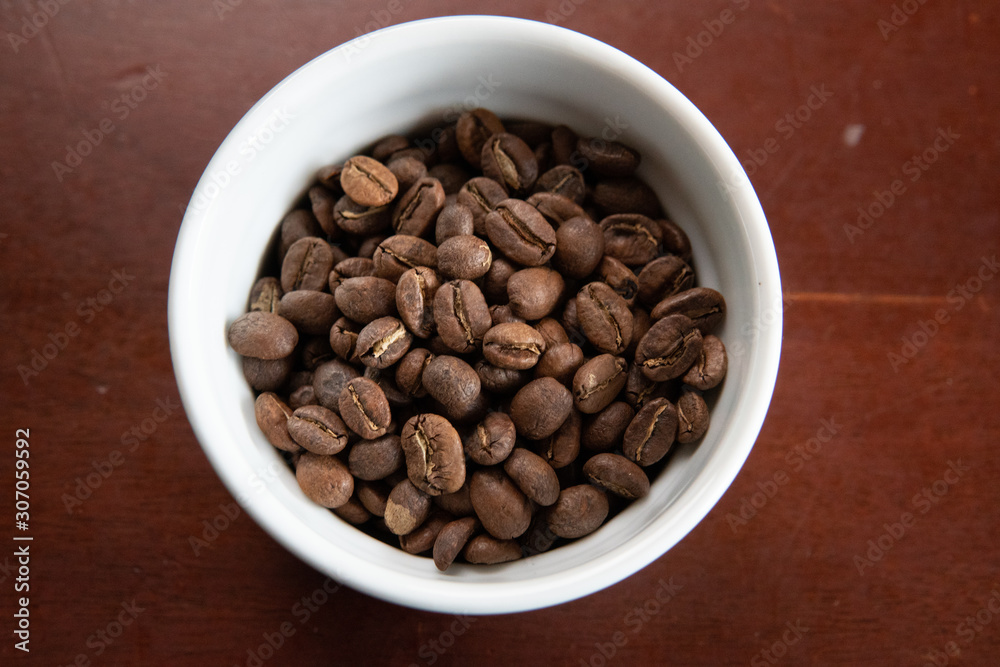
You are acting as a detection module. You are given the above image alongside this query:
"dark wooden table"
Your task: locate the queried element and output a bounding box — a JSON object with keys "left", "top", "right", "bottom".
{"left": 2, "top": 1, "right": 998, "bottom": 665}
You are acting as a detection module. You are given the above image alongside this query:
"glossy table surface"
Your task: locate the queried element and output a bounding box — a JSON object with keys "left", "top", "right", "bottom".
{"left": 1, "top": 1, "right": 998, "bottom": 665}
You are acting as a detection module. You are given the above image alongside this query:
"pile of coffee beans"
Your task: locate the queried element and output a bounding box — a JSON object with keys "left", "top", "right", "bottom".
{"left": 227, "top": 108, "right": 728, "bottom": 570}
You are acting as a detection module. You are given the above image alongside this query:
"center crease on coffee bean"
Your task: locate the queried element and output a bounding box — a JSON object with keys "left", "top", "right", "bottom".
{"left": 381, "top": 246, "right": 417, "bottom": 269}
{"left": 636, "top": 402, "right": 669, "bottom": 461}
{"left": 577, "top": 366, "right": 625, "bottom": 401}
{"left": 607, "top": 221, "right": 656, "bottom": 246}
{"left": 451, "top": 288, "right": 475, "bottom": 346}
{"left": 298, "top": 416, "right": 340, "bottom": 439}
{"left": 492, "top": 142, "right": 520, "bottom": 189}
{"left": 500, "top": 208, "right": 553, "bottom": 253}
{"left": 349, "top": 162, "right": 394, "bottom": 197}
{"left": 342, "top": 205, "right": 388, "bottom": 220}
{"left": 466, "top": 184, "right": 492, "bottom": 213}
{"left": 399, "top": 184, "right": 431, "bottom": 221}
{"left": 348, "top": 385, "right": 381, "bottom": 432}
{"left": 373, "top": 325, "right": 408, "bottom": 358}
{"left": 588, "top": 284, "right": 624, "bottom": 348}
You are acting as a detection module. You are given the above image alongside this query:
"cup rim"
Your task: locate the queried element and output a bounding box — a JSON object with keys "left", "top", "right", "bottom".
{"left": 169, "top": 14, "right": 782, "bottom": 614}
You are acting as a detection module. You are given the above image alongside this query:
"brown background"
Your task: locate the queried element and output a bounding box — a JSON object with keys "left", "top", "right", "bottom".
{"left": 1, "top": 1, "right": 998, "bottom": 665}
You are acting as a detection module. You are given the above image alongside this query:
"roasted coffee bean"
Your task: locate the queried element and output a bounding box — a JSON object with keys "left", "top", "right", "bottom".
{"left": 329, "top": 316, "right": 360, "bottom": 362}
{"left": 462, "top": 535, "right": 522, "bottom": 564}
{"left": 582, "top": 401, "right": 635, "bottom": 452}
{"left": 656, "top": 218, "right": 693, "bottom": 263}
{"left": 395, "top": 348, "right": 434, "bottom": 398}
{"left": 365, "top": 366, "right": 411, "bottom": 410}
{"left": 384, "top": 478, "right": 432, "bottom": 535}
{"left": 309, "top": 185, "right": 340, "bottom": 238}
{"left": 400, "top": 511, "right": 451, "bottom": 554}
{"left": 437, "top": 235, "right": 492, "bottom": 280}
{"left": 546, "top": 484, "right": 609, "bottom": 538}
{"left": 356, "top": 316, "right": 413, "bottom": 369}
{"left": 526, "top": 191, "right": 588, "bottom": 227}
{"left": 422, "top": 355, "right": 481, "bottom": 415}
{"left": 575, "top": 136, "right": 640, "bottom": 177}
{"left": 481, "top": 132, "right": 538, "bottom": 193}
{"left": 577, "top": 281, "right": 634, "bottom": 355}
{"left": 510, "top": 377, "right": 573, "bottom": 440}
{"left": 434, "top": 202, "right": 475, "bottom": 244}
{"left": 281, "top": 237, "right": 335, "bottom": 292}
{"left": 341, "top": 155, "right": 398, "bottom": 207}
{"left": 623, "top": 397, "right": 678, "bottom": 466}
{"left": 507, "top": 267, "right": 565, "bottom": 320}
{"left": 372, "top": 235, "right": 438, "bottom": 282}
{"left": 534, "top": 342, "right": 584, "bottom": 386}
{"left": 483, "top": 322, "right": 546, "bottom": 370}
{"left": 433, "top": 280, "right": 491, "bottom": 354}
{"left": 475, "top": 359, "right": 531, "bottom": 395}
{"left": 356, "top": 479, "right": 390, "bottom": 517}
{"left": 242, "top": 355, "right": 293, "bottom": 392}
{"left": 316, "top": 163, "right": 343, "bottom": 192}
{"left": 482, "top": 256, "right": 518, "bottom": 304}
{"left": 372, "top": 134, "right": 410, "bottom": 162}
{"left": 287, "top": 404, "right": 349, "bottom": 456}
{"left": 348, "top": 434, "right": 404, "bottom": 480}
{"left": 592, "top": 177, "right": 662, "bottom": 218}
{"left": 295, "top": 452, "right": 354, "bottom": 509}
{"left": 650, "top": 287, "right": 726, "bottom": 334}
{"left": 464, "top": 411, "right": 517, "bottom": 465}
{"left": 637, "top": 256, "right": 694, "bottom": 307}
{"left": 635, "top": 314, "right": 703, "bottom": 381}
{"left": 561, "top": 297, "right": 581, "bottom": 336}
{"left": 470, "top": 468, "right": 532, "bottom": 540}
{"left": 387, "top": 156, "right": 427, "bottom": 195}
{"left": 683, "top": 334, "right": 727, "bottom": 390}
{"left": 552, "top": 216, "right": 604, "bottom": 279}
{"left": 277, "top": 290, "right": 338, "bottom": 336}
{"left": 334, "top": 276, "right": 397, "bottom": 323}
{"left": 228, "top": 311, "right": 298, "bottom": 360}
{"left": 490, "top": 304, "right": 524, "bottom": 326}
{"left": 392, "top": 176, "right": 445, "bottom": 237}
{"left": 550, "top": 124, "right": 579, "bottom": 165}
{"left": 433, "top": 516, "right": 479, "bottom": 571}
{"left": 583, "top": 453, "right": 650, "bottom": 499}
{"left": 254, "top": 392, "right": 299, "bottom": 452}
{"left": 534, "top": 164, "right": 585, "bottom": 204}
{"left": 457, "top": 176, "right": 508, "bottom": 234}
{"left": 333, "top": 495, "right": 371, "bottom": 525}
{"left": 433, "top": 480, "right": 474, "bottom": 517}
{"left": 600, "top": 214, "right": 662, "bottom": 267}
{"left": 628, "top": 307, "right": 652, "bottom": 359}
{"left": 456, "top": 108, "right": 505, "bottom": 168}
{"left": 596, "top": 256, "right": 638, "bottom": 307}
{"left": 339, "top": 376, "right": 391, "bottom": 439}
{"left": 301, "top": 336, "right": 335, "bottom": 371}
{"left": 333, "top": 195, "right": 391, "bottom": 236}
{"left": 623, "top": 363, "right": 660, "bottom": 410}
{"left": 504, "top": 448, "right": 560, "bottom": 506}
{"left": 428, "top": 163, "right": 471, "bottom": 195}
{"left": 572, "top": 354, "right": 628, "bottom": 414}
{"left": 395, "top": 266, "right": 440, "bottom": 339}
{"left": 506, "top": 120, "right": 553, "bottom": 147}
{"left": 676, "top": 388, "right": 710, "bottom": 443}
{"left": 279, "top": 209, "right": 324, "bottom": 259}
{"left": 312, "top": 358, "right": 359, "bottom": 411}
{"left": 335, "top": 256, "right": 376, "bottom": 278}
{"left": 249, "top": 277, "right": 282, "bottom": 313}
{"left": 357, "top": 235, "right": 388, "bottom": 260}
{"left": 537, "top": 408, "right": 581, "bottom": 468}
{"left": 485, "top": 199, "right": 556, "bottom": 266}
{"left": 535, "top": 317, "right": 570, "bottom": 348}
{"left": 400, "top": 413, "right": 466, "bottom": 496}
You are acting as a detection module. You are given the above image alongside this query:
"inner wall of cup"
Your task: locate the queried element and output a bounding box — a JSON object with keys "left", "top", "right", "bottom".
{"left": 196, "top": 23, "right": 760, "bottom": 590}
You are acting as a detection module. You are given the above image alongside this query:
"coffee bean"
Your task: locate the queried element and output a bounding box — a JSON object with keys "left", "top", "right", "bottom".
{"left": 637, "top": 255, "right": 694, "bottom": 307}
{"left": 592, "top": 177, "right": 662, "bottom": 218}
{"left": 504, "top": 448, "right": 560, "bottom": 506}
{"left": 583, "top": 453, "right": 650, "bottom": 499}
{"left": 656, "top": 218, "right": 693, "bottom": 263}
{"left": 341, "top": 155, "right": 399, "bottom": 207}
{"left": 485, "top": 199, "right": 556, "bottom": 266}
{"left": 249, "top": 277, "right": 282, "bottom": 313}
{"left": 279, "top": 209, "right": 324, "bottom": 259}
{"left": 650, "top": 287, "right": 726, "bottom": 334}
{"left": 384, "top": 478, "right": 432, "bottom": 535}
{"left": 333, "top": 496, "right": 371, "bottom": 525}
{"left": 481, "top": 132, "right": 538, "bottom": 193}
{"left": 623, "top": 397, "right": 678, "bottom": 466}
{"left": 428, "top": 163, "right": 471, "bottom": 195}
{"left": 490, "top": 304, "right": 524, "bottom": 326}
{"left": 534, "top": 164, "right": 586, "bottom": 204}
{"left": 395, "top": 347, "right": 434, "bottom": 398}
{"left": 309, "top": 185, "right": 340, "bottom": 238}
{"left": 483, "top": 322, "right": 546, "bottom": 370}
{"left": 635, "top": 314, "right": 703, "bottom": 381}
{"left": 582, "top": 401, "right": 635, "bottom": 452}
{"left": 437, "top": 235, "right": 493, "bottom": 280}
{"left": 372, "top": 134, "right": 410, "bottom": 162}
{"left": 254, "top": 392, "right": 299, "bottom": 452}
{"left": 683, "top": 334, "right": 727, "bottom": 390}
{"left": 456, "top": 108, "right": 505, "bottom": 168}
{"left": 464, "top": 411, "right": 516, "bottom": 465}
{"left": 228, "top": 311, "right": 298, "bottom": 360}
{"left": 434, "top": 202, "right": 475, "bottom": 244}
{"left": 550, "top": 124, "right": 579, "bottom": 165}
{"left": 392, "top": 176, "right": 445, "bottom": 237}
{"left": 281, "top": 237, "right": 335, "bottom": 292}
{"left": 387, "top": 156, "right": 427, "bottom": 195}
{"left": 576, "top": 137, "right": 640, "bottom": 177}
{"left": 507, "top": 267, "right": 565, "bottom": 320}
{"left": 422, "top": 355, "right": 481, "bottom": 415}
{"left": 334, "top": 276, "right": 397, "bottom": 324}
{"left": 329, "top": 316, "right": 360, "bottom": 362}
{"left": 628, "top": 307, "right": 652, "bottom": 359}
{"left": 356, "top": 316, "right": 413, "bottom": 369}
{"left": 577, "top": 281, "right": 634, "bottom": 355}
{"left": 348, "top": 434, "right": 404, "bottom": 481}
{"left": 287, "top": 404, "right": 349, "bottom": 456}
{"left": 526, "top": 191, "right": 588, "bottom": 227}
{"left": 534, "top": 317, "right": 570, "bottom": 349}
{"left": 372, "top": 235, "right": 438, "bottom": 282}
{"left": 572, "top": 354, "right": 628, "bottom": 414}
{"left": 277, "top": 290, "right": 338, "bottom": 336}
{"left": 312, "top": 359, "right": 360, "bottom": 412}
{"left": 546, "top": 484, "right": 609, "bottom": 538}
{"left": 623, "top": 363, "right": 661, "bottom": 411}
{"left": 600, "top": 213, "right": 663, "bottom": 267}
{"left": 457, "top": 176, "right": 508, "bottom": 234}
{"left": 243, "top": 355, "right": 293, "bottom": 392}
{"left": 475, "top": 359, "right": 531, "bottom": 395}
{"left": 433, "top": 516, "right": 479, "bottom": 571}
{"left": 316, "top": 163, "right": 343, "bottom": 192}
{"left": 433, "top": 480, "right": 474, "bottom": 517}
{"left": 295, "top": 452, "right": 354, "bottom": 509}
{"left": 400, "top": 511, "right": 451, "bottom": 554}
{"left": 335, "top": 256, "right": 376, "bottom": 278}
{"left": 552, "top": 216, "right": 605, "bottom": 279}
{"left": 510, "top": 377, "right": 573, "bottom": 440}
{"left": 400, "top": 413, "right": 466, "bottom": 496}
{"left": 676, "top": 388, "right": 710, "bottom": 443}
{"left": 596, "top": 256, "right": 639, "bottom": 307}
{"left": 470, "top": 468, "right": 532, "bottom": 539}
{"left": 395, "top": 266, "right": 440, "bottom": 339}
{"left": 481, "top": 256, "right": 518, "bottom": 304}
{"left": 356, "top": 479, "right": 390, "bottom": 517}
{"left": 338, "top": 376, "right": 391, "bottom": 439}
{"left": 333, "top": 195, "right": 391, "bottom": 236}
{"left": 462, "top": 534, "right": 522, "bottom": 564}
{"left": 534, "top": 342, "right": 584, "bottom": 386}
{"left": 433, "top": 280, "right": 491, "bottom": 354}
{"left": 537, "top": 407, "right": 581, "bottom": 468}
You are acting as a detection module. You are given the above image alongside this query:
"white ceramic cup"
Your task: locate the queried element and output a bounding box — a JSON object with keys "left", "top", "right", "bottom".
{"left": 169, "top": 15, "right": 781, "bottom": 614}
